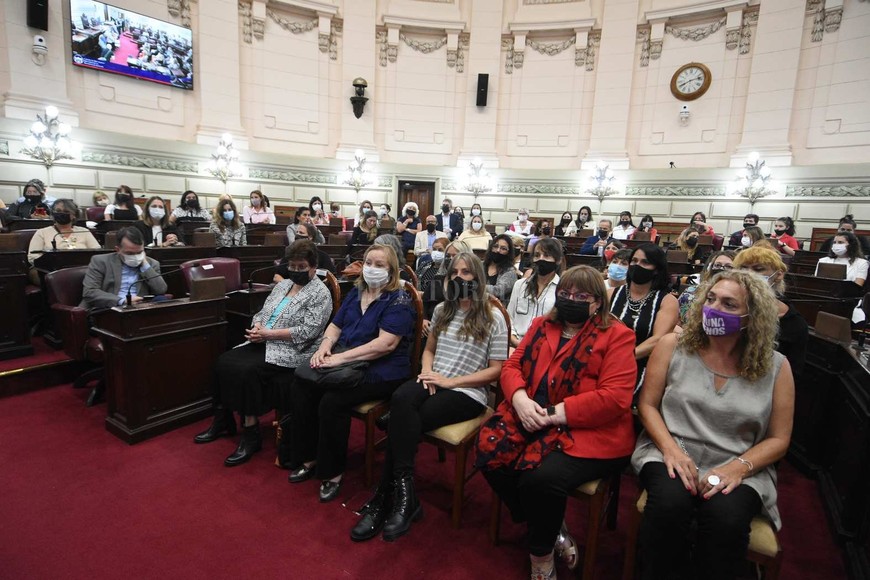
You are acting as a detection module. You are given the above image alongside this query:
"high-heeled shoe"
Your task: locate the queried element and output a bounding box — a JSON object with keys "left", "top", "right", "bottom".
{"left": 554, "top": 520, "right": 578, "bottom": 570}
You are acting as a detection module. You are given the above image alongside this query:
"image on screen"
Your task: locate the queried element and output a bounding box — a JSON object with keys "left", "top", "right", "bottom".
{"left": 69, "top": 0, "right": 193, "bottom": 90}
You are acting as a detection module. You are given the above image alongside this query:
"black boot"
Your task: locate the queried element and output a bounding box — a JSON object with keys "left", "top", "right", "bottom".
{"left": 350, "top": 482, "right": 393, "bottom": 542}
{"left": 382, "top": 474, "right": 423, "bottom": 542}
{"left": 193, "top": 406, "right": 237, "bottom": 444}
{"left": 224, "top": 424, "right": 262, "bottom": 466}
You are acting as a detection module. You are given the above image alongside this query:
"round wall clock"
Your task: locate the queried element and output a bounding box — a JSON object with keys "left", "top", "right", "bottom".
{"left": 670, "top": 62, "right": 712, "bottom": 101}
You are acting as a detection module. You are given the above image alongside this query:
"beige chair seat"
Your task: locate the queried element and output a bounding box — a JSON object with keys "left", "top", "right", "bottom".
{"left": 635, "top": 490, "right": 780, "bottom": 558}
{"left": 427, "top": 408, "right": 493, "bottom": 445}
{"left": 353, "top": 399, "right": 386, "bottom": 414}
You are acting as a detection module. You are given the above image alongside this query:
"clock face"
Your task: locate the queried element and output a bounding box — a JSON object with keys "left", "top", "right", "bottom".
{"left": 670, "top": 63, "right": 712, "bottom": 101}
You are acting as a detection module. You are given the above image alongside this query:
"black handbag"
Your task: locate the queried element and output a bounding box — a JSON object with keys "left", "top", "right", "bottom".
{"left": 294, "top": 351, "right": 369, "bottom": 390}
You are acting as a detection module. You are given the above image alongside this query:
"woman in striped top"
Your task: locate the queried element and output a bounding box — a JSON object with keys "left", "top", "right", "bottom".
{"left": 608, "top": 243, "right": 679, "bottom": 401}
{"left": 350, "top": 252, "right": 509, "bottom": 543}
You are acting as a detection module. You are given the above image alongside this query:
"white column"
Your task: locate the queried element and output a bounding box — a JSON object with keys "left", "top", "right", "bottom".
{"left": 336, "top": 1, "right": 378, "bottom": 160}
{"left": 458, "top": 0, "right": 505, "bottom": 166}
{"left": 582, "top": 0, "right": 641, "bottom": 169}
{"left": 731, "top": 0, "right": 806, "bottom": 166}
{"left": 195, "top": 0, "right": 246, "bottom": 146}
{"left": 1, "top": 1, "right": 77, "bottom": 123}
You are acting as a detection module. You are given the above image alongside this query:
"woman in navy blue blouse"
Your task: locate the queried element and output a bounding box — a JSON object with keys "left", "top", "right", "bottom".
{"left": 287, "top": 244, "right": 416, "bottom": 502}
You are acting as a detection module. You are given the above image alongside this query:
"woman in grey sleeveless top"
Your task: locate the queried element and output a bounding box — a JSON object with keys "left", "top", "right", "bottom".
{"left": 631, "top": 270, "right": 795, "bottom": 580}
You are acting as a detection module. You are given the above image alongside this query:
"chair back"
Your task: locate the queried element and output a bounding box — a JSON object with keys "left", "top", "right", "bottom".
{"left": 0, "top": 234, "right": 18, "bottom": 251}
{"left": 12, "top": 229, "right": 39, "bottom": 252}
{"left": 263, "top": 233, "right": 286, "bottom": 246}
{"left": 104, "top": 231, "right": 118, "bottom": 248}
{"left": 329, "top": 217, "right": 344, "bottom": 228}
{"left": 403, "top": 264, "right": 419, "bottom": 288}
{"left": 667, "top": 249, "right": 688, "bottom": 263}
{"left": 192, "top": 231, "right": 216, "bottom": 247}
{"left": 328, "top": 234, "right": 347, "bottom": 245}
{"left": 403, "top": 282, "right": 425, "bottom": 377}
{"left": 632, "top": 231, "right": 650, "bottom": 242}
{"left": 712, "top": 234, "right": 724, "bottom": 251}
{"left": 86, "top": 206, "right": 105, "bottom": 222}
{"left": 316, "top": 269, "right": 341, "bottom": 322}
{"left": 45, "top": 266, "right": 89, "bottom": 306}
{"left": 179, "top": 257, "right": 242, "bottom": 293}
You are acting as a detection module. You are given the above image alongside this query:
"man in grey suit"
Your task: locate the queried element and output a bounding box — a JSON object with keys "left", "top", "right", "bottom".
{"left": 82, "top": 226, "right": 168, "bottom": 310}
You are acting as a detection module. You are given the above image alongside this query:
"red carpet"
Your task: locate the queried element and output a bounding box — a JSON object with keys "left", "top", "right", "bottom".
{"left": 110, "top": 34, "right": 139, "bottom": 65}
{"left": 0, "top": 338, "right": 69, "bottom": 373}
{"left": 0, "top": 385, "right": 848, "bottom": 579}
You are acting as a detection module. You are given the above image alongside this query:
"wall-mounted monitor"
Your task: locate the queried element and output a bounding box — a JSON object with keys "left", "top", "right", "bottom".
{"left": 69, "top": 0, "right": 193, "bottom": 90}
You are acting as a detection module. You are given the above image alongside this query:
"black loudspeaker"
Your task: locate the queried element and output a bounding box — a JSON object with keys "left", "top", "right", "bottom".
{"left": 476, "top": 73, "right": 489, "bottom": 107}
{"left": 27, "top": 0, "right": 49, "bottom": 31}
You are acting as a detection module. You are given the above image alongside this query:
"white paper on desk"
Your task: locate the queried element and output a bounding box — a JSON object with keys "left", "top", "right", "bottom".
{"left": 202, "top": 264, "right": 214, "bottom": 270}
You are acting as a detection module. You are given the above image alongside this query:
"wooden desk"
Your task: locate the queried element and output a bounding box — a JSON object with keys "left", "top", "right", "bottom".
{"left": 785, "top": 273, "right": 864, "bottom": 300}
{"left": 566, "top": 254, "right": 604, "bottom": 269}
{"left": 788, "top": 250, "right": 828, "bottom": 276}
{"left": 174, "top": 220, "right": 211, "bottom": 245}
{"left": 0, "top": 252, "right": 33, "bottom": 360}
{"left": 92, "top": 298, "right": 227, "bottom": 444}
{"left": 555, "top": 236, "right": 584, "bottom": 253}
{"left": 217, "top": 245, "right": 284, "bottom": 284}
{"left": 790, "top": 332, "right": 870, "bottom": 580}
{"left": 810, "top": 227, "right": 870, "bottom": 252}
{"left": 146, "top": 246, "right": 217, "bottom": 298}
{"left": 226, "top": 288, "right": 271, "bottom": 348}
{"left": 33, "top": 249, "right": 114, "bottom": 274}
{"left": 6, "top": 218, "right": 54, "bottom": 232}
{"left": 246, "top": 224, "right": 287, "bottom": 246}
{"left": 318, "top": 224, "right": 341, "bottom": 238}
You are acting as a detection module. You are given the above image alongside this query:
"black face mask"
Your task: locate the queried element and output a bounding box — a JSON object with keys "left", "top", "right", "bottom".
{"left": 446, "top": 277, "right": 478, "bottom": 301}
{"left": 620, "top": 219, "right": 630, "bottom": 225}
{"left": 534, "top": 259, "right": 558, "bottom": 276}
{"left": 742, "top": 222, "right": 754, "bottom": 230}
{"left": 442, "top": 204, "right": 450, "bottom": 213}
{"left": 598, "top": 230, "right": 609, "bottom": 239}
{"left": 406, "top": 210, "right": 416, "bottom": 217}
{"left": 628, "top": 264, "right": 657, "bottom": 285}
{"left": 686, "top": 237, "right": 698, "bottom": 248}
{"left": 117, "top": 194, "right": 131, "bottom": 202}
{"left": 426, "top": 223, "right": 436, "bottom": 233}
{"left": 26, "top": 195, "right": 42, "bottom": 204}
{"left": 185, "top": 198, "right": 198, "bottom": 209}
{"left": 774, "top": 228, "right": 786, "bottom": 235}
{"left": 542, "top": 227, "right": 552, "bottom": 236}
{"left": 286, "top": 269, "right": 310, "bottom": 286}
{"left": 561, "top": 218, "right": 571, "bottom": 225}
{"left": 555, "top": 298, "right": 591, "bottom": 325}
{"left": 53, "top": 212, "right": 73, "bottom": 225}
{"left": 489, "top": 251, "right": 509, "bottom": 265}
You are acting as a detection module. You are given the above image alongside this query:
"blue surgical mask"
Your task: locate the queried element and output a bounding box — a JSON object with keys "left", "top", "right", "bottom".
{"left": 607, "top": 263, "right": 628, "bottom": 281}
{"left": 222, "top": 210, "right": 235, "bottom": 221}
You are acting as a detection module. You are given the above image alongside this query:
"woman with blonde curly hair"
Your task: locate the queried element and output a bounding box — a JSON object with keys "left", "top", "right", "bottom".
{"left": 672, "top": 227, "right": 709, "bottom": 265}
{"left": 631, "top": 270, "right": 795, "bottom": 580}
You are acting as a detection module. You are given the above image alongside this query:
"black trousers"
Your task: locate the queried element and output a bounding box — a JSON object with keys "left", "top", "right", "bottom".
{"left": 639, "top": 462, "right": 762, "bottom": 580}
{"left": 213, "top": 343, "right": 295, "bottom": 417}
{"left": 484, "top": 452, "right": 628, "bottom": 556}
{"left": 287, "top": 375, "right": 406, "bottom": 480}
{"left": 379, "top": 379, "right": 485, "bottom": 485}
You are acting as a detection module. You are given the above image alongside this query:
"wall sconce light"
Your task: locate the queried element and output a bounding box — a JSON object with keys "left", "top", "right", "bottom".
{"left": 22, "top": 105, "right": 79, "bottom": 167}
{"left": 342, "top": 149, "right": 373, "bottom": 193}
{"left": 459, "top": 159, "right": 496, "bottom": 198}
{"left": 728, "top": 151, "right": 774, "bottom": 208}
{"left": 679, "top": 104, "right": 691, "bottom": 126}
{"left": 584, "top": 161, "right": 623, "bottom": 212}
{"left": 206, "top": 133, "right": 243, "bottom": 184}
{"left": 350, "top": 77, "right": 368, "bottom": 119}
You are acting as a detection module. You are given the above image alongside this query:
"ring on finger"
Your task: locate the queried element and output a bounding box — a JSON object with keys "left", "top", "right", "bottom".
{"left": 707, "top": 475, "right": 721, "bottom": 486}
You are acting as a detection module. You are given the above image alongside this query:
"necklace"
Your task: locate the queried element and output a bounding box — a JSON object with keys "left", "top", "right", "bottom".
{"left": 561, "top": 327, "right": 579, "bottom": 338}
{"left": 626, "top": 289, "right": 653, "bottom": 313}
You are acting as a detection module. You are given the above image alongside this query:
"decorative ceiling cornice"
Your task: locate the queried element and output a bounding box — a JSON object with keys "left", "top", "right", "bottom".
{"left": 81, "top": 150, "right": 198, "bottom": 173}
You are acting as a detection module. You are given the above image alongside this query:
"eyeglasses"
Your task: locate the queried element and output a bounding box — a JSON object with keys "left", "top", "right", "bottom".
{"left": 710, "top": 264, "right": 733, "bottom": 271}
{"left": 557, "top": 290, "right": 595, "bottom": 302}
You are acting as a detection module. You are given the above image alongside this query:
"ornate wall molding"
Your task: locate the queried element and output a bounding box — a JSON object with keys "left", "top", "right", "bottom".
{"left": 625, "top": 186, "right": 727, "bottom": 197}
{"left": 447, "top": 34, "right": 469, "bottom": 73}
{"left": 665, "top": 17, "right": 726, "bottom": 41}
{"left": 81, "top": 151, "right": 198, "bottom": 173}
{"left": 248, "top": 168, "right": 336, "bottom": 184}
{"left": 807, "top": 0, "right": 842, "bottom": 42}
{"left": 584, "top": 32, "right": 600, "bottom": 71}
{"left": 0, "top": 141, "right": 8, "bottom": 156}
{"left": 500, "top": 183, "right": 582, "bottom": 195}
{"left": 502, "top": 38, "right": 515, "bottom": 74}
{"left": 738, "top": 11, "right": 758, "bottom": 54}
{"left": 239, "top": 2, "right": 254, "bottom": 44}
{"left": 785, "top": 185, "right": 870, "bottom": 197}
{"left": 378, "top": 176, "right": 394, "bottom": 188}
{"left": 267, "top": 11, "right": 318, "bottom": 34}
{"left": 524, "top": 0, "right": 580, "bottom": 3}
{"left": 399, "top": 32, "right": 448, "bottom": 54}
{"left": 321, "top": 21, "right": 342, "bottom": 60}
{"left": 527, "top": 36, "right": 576, "bottom": 56}
{"left": 167, "top": 0, "right": 195, "bottom": 29}
{"left": 377, "top": 31, "right": 397, "bottom": 66}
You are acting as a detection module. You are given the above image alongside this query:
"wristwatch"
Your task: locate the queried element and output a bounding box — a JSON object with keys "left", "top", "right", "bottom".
{"left": 546, "top": 405, "right": 556, "bottom": 416}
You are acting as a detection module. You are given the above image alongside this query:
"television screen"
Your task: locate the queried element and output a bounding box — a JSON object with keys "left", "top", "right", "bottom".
{"left": 69, "top": 0, "right": 193, "bottom": 90}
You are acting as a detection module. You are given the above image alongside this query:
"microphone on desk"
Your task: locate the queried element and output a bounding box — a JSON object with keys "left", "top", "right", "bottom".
{"left": 246, "top": 264, "right": 277, "bottom": 291}
{"left": 51, "top": 232, "right": 67, "bottom": 250}
{"left": 125, "top": 266, "right": 188, "bottom": 307}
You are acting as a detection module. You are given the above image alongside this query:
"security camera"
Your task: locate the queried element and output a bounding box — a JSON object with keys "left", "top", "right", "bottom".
{"left": 33, "top": 35, "right": 47, "bottom": 55}
{"left": 680, "top": 104, "right": 689, "bottom": 113}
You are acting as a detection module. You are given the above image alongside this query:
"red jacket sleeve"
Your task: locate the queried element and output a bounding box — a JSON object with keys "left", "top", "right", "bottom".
{"left": 500, "top": 317, "right": 541, "bottom": 403}
{"left": 563, "top": 324, "right": 637, "bottom": 429}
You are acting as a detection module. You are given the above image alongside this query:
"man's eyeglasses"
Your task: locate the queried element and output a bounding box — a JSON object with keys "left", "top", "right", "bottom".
{"left": 557, "top": 290, "right": 595, "bottom": 302}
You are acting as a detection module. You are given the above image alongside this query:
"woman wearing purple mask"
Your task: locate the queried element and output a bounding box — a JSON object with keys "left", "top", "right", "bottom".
{"left": 631, "top": 270, "right": 794, "bottom": 580}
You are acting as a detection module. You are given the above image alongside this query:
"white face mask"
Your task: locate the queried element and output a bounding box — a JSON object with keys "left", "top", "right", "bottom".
{"left": 472, "top": 222, "right": 483, "bottom": 231}
{"left": 122, "top": 251, "right": 145, "bottom": 268}
{"left": 430, "top": 250, "right": 445, "bottom": 263}
{"left": 831, "top": 243, "right": 848, "bottom": 257}
{"left": 471, "top": 209, "right": 481, "bottom": 216}
{"left": 149, "top": 207, "right": 165, "bottom": 220}
{"left": 741, "top": 236, "right": 751, "bottom": 247}
{"left": 518, "top": 214, "right": 528, "bottom": 222}
{"left": 363, "top": 265, "right": 389, "bottom": 288}
{"left": 379, "top": 207, "right": 388, "bottom": 217}
{"left": 97, "top": 199, "right": 109, "bottom": 207}
{"left": 251, "top": 198, "right": 261, "bottom": 207}
{"left": 313, "top": 203, "right": 322, "bottom": 211}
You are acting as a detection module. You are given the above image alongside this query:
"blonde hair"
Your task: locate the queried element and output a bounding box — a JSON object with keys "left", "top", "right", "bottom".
{"left": 679, "top": 270, "right": 779, "bottom": 382}
{"left": 432, "top": 252, "right": 494, "bottom": 342}
{"left": 142, "top": 195, "right": 169, "bottom": 227}
{"left": 675, "top": 227, "right": 701, "bottom": 260}
{"left": 355, "top": 244, "right": 403, "bottom": 293}
{"left": 546, "top": 265, "right": 614, "bottom": 329}
{"left": 732, "top": 245, "right": 787, "bottom": 296}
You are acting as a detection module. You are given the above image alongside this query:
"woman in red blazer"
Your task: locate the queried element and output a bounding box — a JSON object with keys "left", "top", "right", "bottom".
{"left": 477, "top": 265, "right": 637, "bottom": 579}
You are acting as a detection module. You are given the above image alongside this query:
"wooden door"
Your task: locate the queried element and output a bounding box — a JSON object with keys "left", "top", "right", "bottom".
{"left": 398, "top": 181, "right": 435, "bottom": 219}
